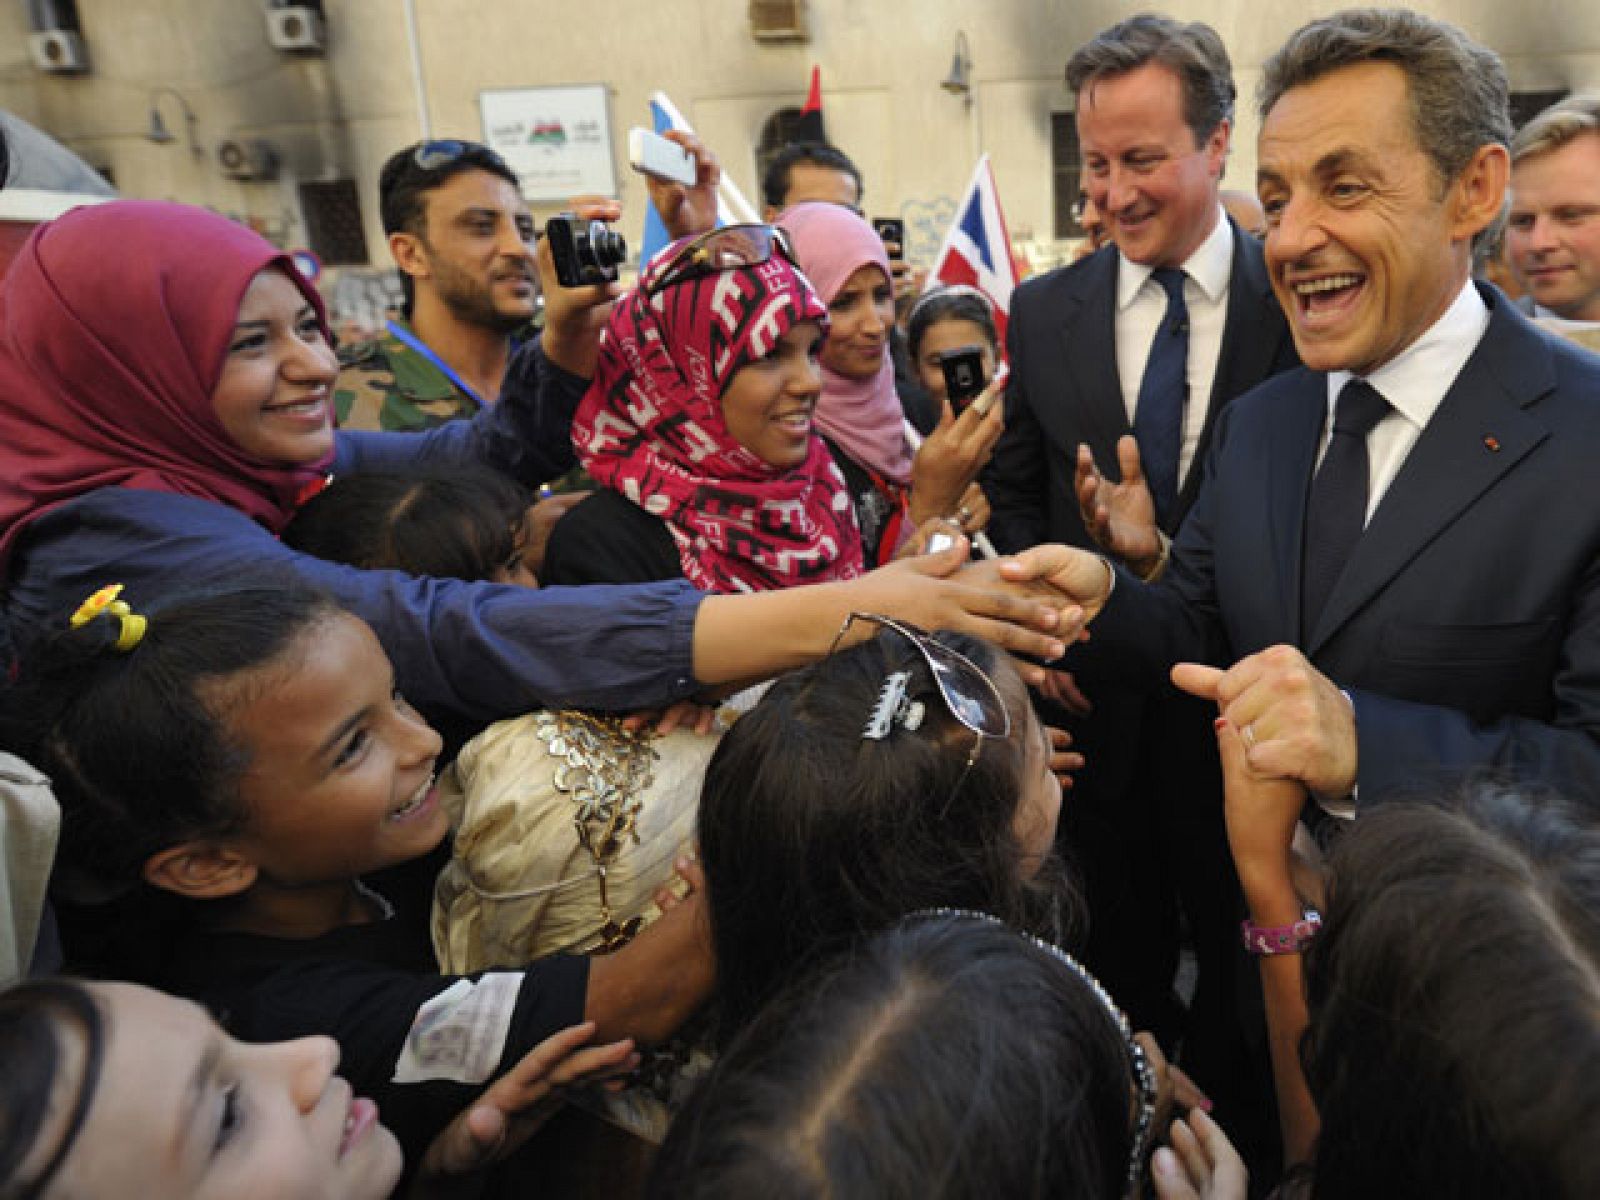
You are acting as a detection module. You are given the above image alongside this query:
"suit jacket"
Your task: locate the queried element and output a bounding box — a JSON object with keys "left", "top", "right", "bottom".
{"left": 1089, "top": 285, "right": 1600, "bottom": 808}
{"left": 985, "top": 216, "right": 1299, "bottom": 553}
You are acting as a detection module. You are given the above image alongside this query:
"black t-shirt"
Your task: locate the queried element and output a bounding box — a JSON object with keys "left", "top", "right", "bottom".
{"left": 541, "top": 488, "right": 683, "bottom": 586}
{"left": 158, "top": 853, "right": 590, "bottom": 1164}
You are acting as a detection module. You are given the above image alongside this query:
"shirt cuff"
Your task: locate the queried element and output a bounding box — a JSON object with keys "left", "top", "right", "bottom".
{"left": 1314, "top": 688, "right": 1359, "bottom": 820}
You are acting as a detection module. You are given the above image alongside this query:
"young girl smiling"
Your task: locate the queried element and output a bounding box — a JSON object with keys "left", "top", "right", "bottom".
{"left": 5, "top": 582, "right": 711, "bottom": 1170}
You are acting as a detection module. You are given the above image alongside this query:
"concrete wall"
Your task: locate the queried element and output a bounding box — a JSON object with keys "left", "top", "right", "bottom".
{"left": 4, "top": 0, "right": 1600, "bottom": 276}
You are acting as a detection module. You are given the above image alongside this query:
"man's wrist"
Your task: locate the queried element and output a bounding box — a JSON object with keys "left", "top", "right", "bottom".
{"left": 1097, "top": 553, "right": 1117, "bottom": 603}
{"left": 1133, "top": 529, "right": 1172, "bottom": 582}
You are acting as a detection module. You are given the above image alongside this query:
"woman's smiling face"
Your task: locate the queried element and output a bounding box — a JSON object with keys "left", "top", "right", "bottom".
{"left": 819, "top": 264, "right": 894, "bottom": 382}
{"left": 210, "top": 268, "right": 339, "bottom": 466}
{"left": 719, "top": 321, "right": 825, "bottom": 469}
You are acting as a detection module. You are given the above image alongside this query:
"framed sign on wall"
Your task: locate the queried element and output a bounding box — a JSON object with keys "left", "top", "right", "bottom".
{"left": 479, "top": 83, "right": 617, "bottom": 202}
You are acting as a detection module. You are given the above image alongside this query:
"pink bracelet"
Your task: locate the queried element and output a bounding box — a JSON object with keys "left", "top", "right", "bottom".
{"left": 1241, "top": 910, "right": 1322, "bottom": 956}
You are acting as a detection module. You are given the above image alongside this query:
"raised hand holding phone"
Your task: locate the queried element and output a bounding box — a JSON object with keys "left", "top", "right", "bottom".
{"left": 628, "top": 127, "right": 697, "bottom": 186}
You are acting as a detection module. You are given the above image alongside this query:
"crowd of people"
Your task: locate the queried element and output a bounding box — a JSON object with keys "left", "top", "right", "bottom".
{"left": 2, "top": 6, "right": 1599, "bottom": 1198}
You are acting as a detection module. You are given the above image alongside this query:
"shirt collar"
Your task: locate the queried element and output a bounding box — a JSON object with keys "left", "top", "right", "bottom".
{"left": 1325, "top": 277, "right": 1489, "bottom": 428}
{"left": 1533, "top": 302, "right": 1600, "bottom": 329}
{"left": 1116, "top": 206, "right": 1233, "bottom": 311}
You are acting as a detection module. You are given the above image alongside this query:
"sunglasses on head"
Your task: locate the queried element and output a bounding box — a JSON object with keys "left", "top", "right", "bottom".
{"left": 832, "top": 614, "right": 1011, "bottom": 804}
{"left": 646, "top": 223, "right": 798, "bottom": 297}
{"left": 911, "top": 908, "right": 1159, "bottom": 1195}
{"left": 410, "top": 139, "right": 510, "bottom": 174}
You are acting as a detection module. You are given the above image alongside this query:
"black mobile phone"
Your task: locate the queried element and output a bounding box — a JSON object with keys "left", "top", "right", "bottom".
{"left": 939, "top": 345, "right": 989, "bottom": 413}
{"left": 872, "top": 217, "right": 905, "bottom": 260}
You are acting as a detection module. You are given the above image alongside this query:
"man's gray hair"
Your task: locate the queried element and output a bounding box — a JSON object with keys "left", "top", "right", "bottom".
{"left": 1067, "top": 14, "right": 1235, "bottom": 147}
{"left": 1511, "top": 94, "right": 1600, "bottom": 165}
{"left": 1258, "top": 8, "right": 1510, "bottom": 188}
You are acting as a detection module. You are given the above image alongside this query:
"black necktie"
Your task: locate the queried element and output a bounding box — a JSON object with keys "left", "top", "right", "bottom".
{"left": 1301, "top": 379, "right": 1391, "bottom": 637}
{"left": 1133, "top": 267, "right": 1189, "bottom": 529}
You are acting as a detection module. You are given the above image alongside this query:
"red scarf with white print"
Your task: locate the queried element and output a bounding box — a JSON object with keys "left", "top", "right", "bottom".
{"left": 571, "top": 240, "right": 862, "bottom": 593}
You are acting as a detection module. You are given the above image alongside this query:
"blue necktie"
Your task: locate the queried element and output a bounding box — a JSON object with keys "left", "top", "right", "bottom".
{"left": 1133, "top": 267, "right": 1189, "bottom": 529}
{"left": 1301, "top": 379, "right": 1391, "bottom": 638}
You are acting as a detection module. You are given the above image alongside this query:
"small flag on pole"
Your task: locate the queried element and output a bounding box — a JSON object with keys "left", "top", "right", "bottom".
{"left": 795, "top": 66, "right": 826, "bottom": 143}
{"left": 924, "top": 154, "right": 1021, "bottom": 353}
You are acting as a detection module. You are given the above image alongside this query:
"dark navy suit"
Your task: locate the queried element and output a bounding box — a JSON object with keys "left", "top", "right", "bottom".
{"left": 986, "top": 216, "right": 1298, "bottom": 552}
{"left": 1092, "top": 284, "right": 1600, "bottom": 808}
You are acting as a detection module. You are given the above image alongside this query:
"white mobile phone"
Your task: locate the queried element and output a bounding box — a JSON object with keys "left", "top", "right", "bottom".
{"left": 628, "top": 128, "right": 697, "bottom": 187}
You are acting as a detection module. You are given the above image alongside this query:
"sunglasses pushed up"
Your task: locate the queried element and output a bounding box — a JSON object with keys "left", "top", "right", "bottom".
{"left": 409, "top": 139, "right": 512, "bottom": 174}
{"left": 831, "top": 612, "right": 1012, "bottom": 797}
{"left": 646, "top": 224, "right": 798, "bottom": 297}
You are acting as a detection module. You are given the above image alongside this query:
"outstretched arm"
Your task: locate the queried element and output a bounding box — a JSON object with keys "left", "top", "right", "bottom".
{"left": 695, "top": 537, "right": 1081, "bottom": 689}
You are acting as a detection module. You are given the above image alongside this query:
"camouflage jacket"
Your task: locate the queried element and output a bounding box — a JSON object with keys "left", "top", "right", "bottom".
{"left": 334, "top": 321, "right": 483, "bottom": 433}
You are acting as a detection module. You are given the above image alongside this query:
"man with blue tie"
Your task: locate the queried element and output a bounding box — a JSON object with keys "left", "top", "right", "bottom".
{"left": 982, "top": 15, "right": 1299, "bottom": 1149}
{"left": 987, "top": 15, "right": 1298, "bottom": 560}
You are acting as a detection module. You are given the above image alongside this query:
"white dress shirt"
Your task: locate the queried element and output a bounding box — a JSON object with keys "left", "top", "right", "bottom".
{"left": 1114, "top": 208, "right": 1234, "bottom": 488}
{"left": 1322, "top": 277, "right": 1490, "bottom": 524}
{"left": 1316, "top": 276, "right": 1489, "bottom": 820}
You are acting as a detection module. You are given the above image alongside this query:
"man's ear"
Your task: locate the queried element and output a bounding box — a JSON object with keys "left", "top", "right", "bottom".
{"left": 143, "top": 843, "right": 258, "bottom": 900}
{"left": 388, "top": 231, "right": 431, "bottom": 281}
{"left": 1448, "top": 141, "right": 1510, "bottom": 243}
{"left": 1205, "top": 117, "right": 1233, "bottom": 175}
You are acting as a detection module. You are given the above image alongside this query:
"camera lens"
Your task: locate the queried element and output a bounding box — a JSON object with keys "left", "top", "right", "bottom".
{"left": 586, "top": 221, "right": 628, "bottom": 268}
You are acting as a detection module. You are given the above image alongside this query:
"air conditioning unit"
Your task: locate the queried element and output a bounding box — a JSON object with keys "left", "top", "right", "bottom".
{"left": 266, "top": 6, "right": 325, "bottom": 52}
{"left": 217, "top": 138, "right": 280, "bottom": 182}
{"left": 749, "top": 0, "right": 808, "bottom": 42}
{"left": 28, "top": 30, "right": 89, "bottom": 74}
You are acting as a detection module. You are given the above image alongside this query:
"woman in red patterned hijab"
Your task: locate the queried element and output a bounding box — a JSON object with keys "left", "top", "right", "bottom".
{"left": 554, "top": 226, "right": 864, "bottom": 593}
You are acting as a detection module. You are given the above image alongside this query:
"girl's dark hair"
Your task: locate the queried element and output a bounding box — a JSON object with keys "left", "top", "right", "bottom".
{"left": 905, "top": 286, "right": 998, "bottom": 366}
{"left": 698, "top": 628, "right": 1079, "bottom": 1044}
{"left": 0, "top": 582, "right": 343, "bottom": 895}
{"left": 1302, "top": 781, "right": 1600, "bottom": 1199}
{"left": 0, "top": 978, "right": 105, "bottom": 1200}
{"left": 281, "top": 467, "right": 533, "bottom": 582}
{"left": 649, "top": 913, "right": 1134, "bottom": 1199}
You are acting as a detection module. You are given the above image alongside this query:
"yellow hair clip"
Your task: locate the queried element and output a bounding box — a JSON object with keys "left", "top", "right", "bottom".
{"left": 68, "top": 583, "right": 148, "bottom": 653}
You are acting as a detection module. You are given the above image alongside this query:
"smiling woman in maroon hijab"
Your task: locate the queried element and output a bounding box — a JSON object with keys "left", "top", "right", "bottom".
{"left": 0, "top": 200, "right": 1074, "bottom": 725}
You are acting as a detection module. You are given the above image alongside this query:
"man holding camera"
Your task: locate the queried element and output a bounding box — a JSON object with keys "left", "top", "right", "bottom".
{"left": 336, "top": 139, "right": 593, "bottom": 433}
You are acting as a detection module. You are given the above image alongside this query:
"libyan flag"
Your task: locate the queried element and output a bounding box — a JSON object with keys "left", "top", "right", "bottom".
{"left": 795, "top": 65, "right": 826, "bottom": 143}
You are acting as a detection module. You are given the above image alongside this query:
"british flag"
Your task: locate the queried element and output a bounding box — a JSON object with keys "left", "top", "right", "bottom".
{"left": 925, "top": 154, "right": 1021, "bottom": 352}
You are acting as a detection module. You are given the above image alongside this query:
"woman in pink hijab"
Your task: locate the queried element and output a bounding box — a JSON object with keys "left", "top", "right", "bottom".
{"left": 778, "top": 202, "right": 1001, "bottom": 564}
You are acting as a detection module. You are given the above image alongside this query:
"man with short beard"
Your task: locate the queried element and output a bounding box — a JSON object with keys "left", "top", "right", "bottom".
{"left": 336, "top": 140, "right": 550, "bottom": 432}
